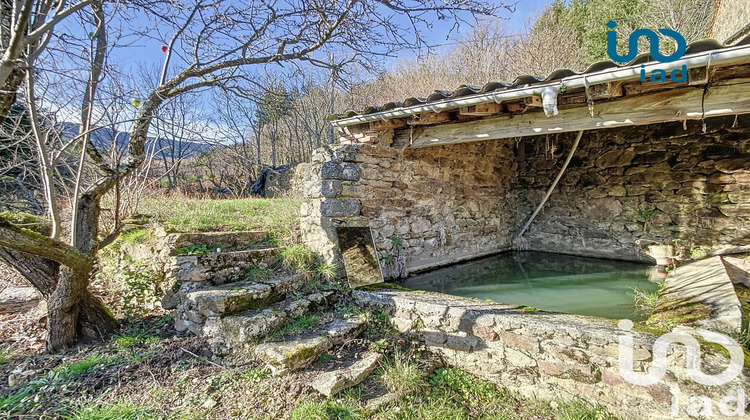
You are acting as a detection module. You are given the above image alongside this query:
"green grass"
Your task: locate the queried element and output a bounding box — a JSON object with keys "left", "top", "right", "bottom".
{"left": 63, "top": 399, "right": 156, "bottom": 420}
{"left": 277, "top": 244, "right": 317, "bottom": 272}
{"left": 175, "top": 244, "right": 221, "bottom": 255}
{"left": 315, "top": 261, "right": 337, "bottom": 281}
{"left": 269, "top": 314, "right": 319, "bottom": 339}
{"left": 241, "top": 367, "right": 270, "bottom": 383}
{"left": 244, "top": 266, "right": 274, "bottom": 281}
{"left": 0, "top": 347, "right": 9, "bottom": 366}
{"left": 556, "top": 400, "right": 616, "bottom": 420}
{"left": 372, "top": 367, "right": 617, "bottom": 420}
{"left": 138, "top": 197, "right": 301, "bottom": 235}
{"left": 55, "top": 353, "right": 118, "bottom": 380}
{"left": 382, "top": 351, "right": 428, "bottom": 397}
{"left": 290, "top": 399, "right": 362, "bottom": 420}
{"left": 119, "top": 229, "right": 151, "bottom": 246}
{"left": 316, "top": 352, "right": 334, "bottom": 363}
{"left": 113, "top": 327, "right": 159, "bottom": 352}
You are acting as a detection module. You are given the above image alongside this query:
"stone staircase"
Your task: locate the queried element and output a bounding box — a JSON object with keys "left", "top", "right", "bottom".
{"left": 161, "top": 230, "right": 369, "bottom": 374}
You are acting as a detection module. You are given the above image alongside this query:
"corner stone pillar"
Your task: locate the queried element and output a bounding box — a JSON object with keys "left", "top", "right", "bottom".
{"left": 300, "top": 145, "right": 365, "bottom": 265}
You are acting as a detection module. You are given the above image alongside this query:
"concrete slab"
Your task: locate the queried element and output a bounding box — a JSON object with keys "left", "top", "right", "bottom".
{"left": 662, "top": 256, "right": 743, "bottom": 333}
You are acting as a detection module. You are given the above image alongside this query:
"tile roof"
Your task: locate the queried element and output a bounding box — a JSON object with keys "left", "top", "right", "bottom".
{"left": 330, "top": 35, "right": 750, "bottom": 123}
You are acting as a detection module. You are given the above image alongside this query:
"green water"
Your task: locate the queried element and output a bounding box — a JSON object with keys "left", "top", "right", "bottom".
{"left": 400, "top": 252, "right": 660, "bottom": 321}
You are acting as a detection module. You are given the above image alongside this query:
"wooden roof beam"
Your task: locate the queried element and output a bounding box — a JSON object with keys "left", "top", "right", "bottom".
{"left": 410, "top": 80, "right": 750, "bottom": 147}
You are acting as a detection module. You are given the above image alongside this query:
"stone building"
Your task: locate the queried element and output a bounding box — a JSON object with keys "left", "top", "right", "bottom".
{"left": 301, "top": 36, "right": 750, "bottom": 282}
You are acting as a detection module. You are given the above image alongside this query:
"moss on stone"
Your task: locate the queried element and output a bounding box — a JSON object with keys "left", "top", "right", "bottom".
{"left": 356, "top": 282, "right": 412, "bottom": 292}
{"left": 284, "top": 344, "right": 319, "bottom": 367}
{"left": 647, "top": 296, "right": 713, "bottom": 330}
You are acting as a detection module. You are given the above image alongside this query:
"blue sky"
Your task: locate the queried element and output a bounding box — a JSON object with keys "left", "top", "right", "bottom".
{"left": 108, "top": 0, "right": 555, "bottom": 78}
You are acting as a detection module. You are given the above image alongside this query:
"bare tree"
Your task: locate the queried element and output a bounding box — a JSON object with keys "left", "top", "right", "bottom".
{"left": 0, "top": 0, "right": 511, "bottom": 351}
{"left": 0, "top": 0, "right": 99, "bottom": 116}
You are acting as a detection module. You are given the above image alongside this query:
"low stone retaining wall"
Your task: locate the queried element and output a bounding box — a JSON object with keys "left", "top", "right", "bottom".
{"left": 354, "top": 289, "right": 749, "bottom": 419}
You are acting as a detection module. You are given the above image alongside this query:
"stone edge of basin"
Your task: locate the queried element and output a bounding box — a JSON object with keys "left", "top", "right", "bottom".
{"left": 352, "top": 287, "right": 749, "bottom": 420}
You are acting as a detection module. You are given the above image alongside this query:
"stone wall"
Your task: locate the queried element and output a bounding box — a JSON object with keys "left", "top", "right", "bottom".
{"left": 301, "top": 115, "right": 750, "bottom": 278}
{"left": 266, "top": 163, "right": 309, "bottom": 198}
{"left": 301, "top": 135, "right": 519, "bottom": 277}
{"left": 354, "top": 289, "right": 749, "bottom": 419}
{"left": 518, "top": 116, "right": 750, "bottom": 262}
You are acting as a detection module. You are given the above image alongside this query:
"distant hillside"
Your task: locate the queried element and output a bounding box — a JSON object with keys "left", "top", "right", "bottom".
{"left": 57, "top": 122, "right": 214, "bottom": 157}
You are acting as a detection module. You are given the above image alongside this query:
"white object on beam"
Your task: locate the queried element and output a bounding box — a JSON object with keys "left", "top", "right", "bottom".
{"left": 331, "top": 44, "right": 750, "bottom": 128}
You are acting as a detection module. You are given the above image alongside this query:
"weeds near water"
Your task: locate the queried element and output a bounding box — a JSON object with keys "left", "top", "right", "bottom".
{"left": 629, "top": 287, "right": 661, "bottom": 311}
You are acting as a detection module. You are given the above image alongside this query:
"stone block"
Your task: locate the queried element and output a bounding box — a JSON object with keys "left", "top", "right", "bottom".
{"left": 255, "top": 334, "right": 332, "bottom": 375}
{"left": 472, "top": 324, "right": 499, "bottom": 341}
{"left": 312, "top": 352, "right": 382, "bottom": 397}
{"left": 445, "top": 334, "right": 479, "bottom": 352}
{"left": 595, "top": 149, "right": 635, "bottom": 168}
{"left": 505, "top": 348, "right": 537, "bottom": 367}
{"left": 320, "top": 199, "right": 361, "bottom": 217}
{"left": 715, "top": 158, "right": 750, "bottom": 174}
{"left": 497, "top": 330, "right": 540, "bottom": 353}
{"left": 322, "top": 180, "right": 343, "bottom": 197}
{"left": 321, "top": 161, "right": 361, "bottom": 180}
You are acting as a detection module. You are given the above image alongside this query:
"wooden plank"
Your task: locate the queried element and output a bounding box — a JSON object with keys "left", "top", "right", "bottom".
{"left": 407, "top": 112, "right": 452, "bottom": 125}
{"left": 688, "top": 67, "right": 710, "bottom": 86}
{"left": 459, "top": 102, "right": 503, "bottom": 116}
{"left": 524, "top": 95, "right": 543, "bottom": 107}
{"left": 505, "top": 102, "right": 525, "bottom": 112}
{"left": 589, "top": 82, "right": 624, "bottom": 99}
{"left": 410, "top": 84, "right": 750, "bottom": 148}
{"left": 370, "top": 118, "right": 407, "bottom": 130}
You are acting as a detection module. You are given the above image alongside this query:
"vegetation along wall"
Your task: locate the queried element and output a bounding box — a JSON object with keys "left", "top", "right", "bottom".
{"left": 302, "top": 114, "right": 750, "bottom": 279}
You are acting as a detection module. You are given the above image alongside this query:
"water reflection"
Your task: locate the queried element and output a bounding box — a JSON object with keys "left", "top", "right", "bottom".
{"left": 400, "top": 252, "right": 660, "bottom": 321}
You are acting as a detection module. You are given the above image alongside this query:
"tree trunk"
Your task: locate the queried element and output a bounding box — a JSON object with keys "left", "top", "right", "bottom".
{"left": 0, "top": 67, "right": 25, "bottom": 117}
{"left": 0, "top": 247, "right": 118, "bottom": 344}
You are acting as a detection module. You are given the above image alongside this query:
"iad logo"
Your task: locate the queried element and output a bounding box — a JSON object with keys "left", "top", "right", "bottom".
{"left": 617, "top": 319, "right": 746, "bottom": 417}
{"left": 606, "top": 21, "right": 688, "bottom": 82}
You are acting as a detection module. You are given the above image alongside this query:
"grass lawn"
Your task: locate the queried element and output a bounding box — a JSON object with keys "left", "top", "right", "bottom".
{"left": 137, "top": 197, "right": 302, "bottom": 235}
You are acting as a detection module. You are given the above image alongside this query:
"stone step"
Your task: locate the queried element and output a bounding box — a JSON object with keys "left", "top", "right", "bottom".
{"left": 172, "top": 272, "right": 308, "bottom": 332}
{"left": 167, "top": 230, "right": 270, "bottom": 254}
{"left": 312, "top": 351, "right": 382, "bottom": 397}
{"left": 254, "top": 315, "right": 368, "bottom": 375}
{"left": 168, "top": 247, "right": 280, "bottom": 284}
{"left": 203, "top": 291, "right": 337, "bottom": 358}
{"left": 182, "top": 273, "right": 305, "bottom": 317}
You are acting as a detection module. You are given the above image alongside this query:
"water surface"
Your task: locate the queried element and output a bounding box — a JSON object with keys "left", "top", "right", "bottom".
{"left": 400, "top": 252, "right": 659, "bottom": 321}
